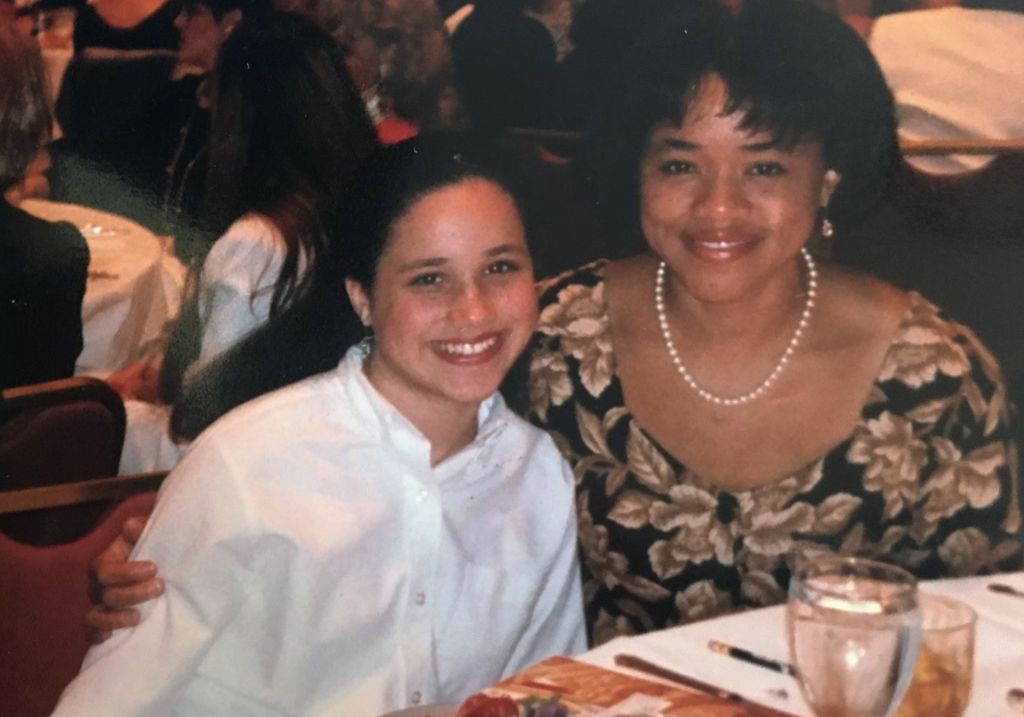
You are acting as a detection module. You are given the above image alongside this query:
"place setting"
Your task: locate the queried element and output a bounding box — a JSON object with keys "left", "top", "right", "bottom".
{"left": 447, "top": 558, "right": 1024, "bottom": 717}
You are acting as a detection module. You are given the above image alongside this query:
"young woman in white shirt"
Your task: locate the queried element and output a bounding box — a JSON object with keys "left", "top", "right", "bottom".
{"left": 53, "top": 137, "right": 586, "bottom": 716}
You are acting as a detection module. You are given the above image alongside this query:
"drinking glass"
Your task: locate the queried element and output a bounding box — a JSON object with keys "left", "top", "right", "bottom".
{"left": 787, "top": 555, "right": 922, "bottom": 717}
{"left": 893, "top": 593, "right": 975, "bottom": 717}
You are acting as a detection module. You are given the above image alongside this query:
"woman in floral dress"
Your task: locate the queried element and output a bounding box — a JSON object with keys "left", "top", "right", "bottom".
{"left": 527, "top": 0, "right": 1021, "bottom": 644}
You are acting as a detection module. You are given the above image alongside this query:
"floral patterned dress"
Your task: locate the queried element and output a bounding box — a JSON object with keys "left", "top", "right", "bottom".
{"left": 528, "top": 261, "right": 1023, "bottom": 645}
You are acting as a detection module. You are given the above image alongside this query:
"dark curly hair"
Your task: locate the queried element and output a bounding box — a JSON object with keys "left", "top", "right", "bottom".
{"left": 582, "top": 0, "right": 899, "bottom": 244}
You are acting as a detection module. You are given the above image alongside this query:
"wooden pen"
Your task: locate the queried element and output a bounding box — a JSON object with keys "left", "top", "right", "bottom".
{"left": 707, "top": 640, "right": 798, "bottom": 677}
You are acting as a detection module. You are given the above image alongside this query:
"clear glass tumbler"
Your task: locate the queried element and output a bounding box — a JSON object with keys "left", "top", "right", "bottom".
{"left": 787, "top": 555, "right": 922, "bottom": 717}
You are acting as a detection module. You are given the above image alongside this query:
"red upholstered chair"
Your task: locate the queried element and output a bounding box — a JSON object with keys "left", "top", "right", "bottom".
{"left": 0, "top": 377, "right": 126, "bottom": 545}
{"left": 0, "top": 488, "right": 158, "bottom": 717}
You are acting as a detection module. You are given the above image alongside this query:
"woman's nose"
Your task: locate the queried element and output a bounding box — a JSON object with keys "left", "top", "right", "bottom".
{"left": 694, "top": 173, "right": 749, "bottom": 220}
{"left": 449, "top": 283, "right": 495, "bottom": 324}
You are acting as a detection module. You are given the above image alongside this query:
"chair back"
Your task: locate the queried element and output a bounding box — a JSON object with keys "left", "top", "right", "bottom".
{"left": 0, "top": 377, "right": 126, "bottom": 544}
{"left": 891, "top": 154, "right": 1024, "bottom": 243}
{"left": 837, "top": 155, "right": 1024, "bottom": 421}
{"left": 0, "top": 491, "right": 157, "bottom": 717}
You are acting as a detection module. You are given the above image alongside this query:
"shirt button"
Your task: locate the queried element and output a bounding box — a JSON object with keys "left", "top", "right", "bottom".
{"left": 416, "top": 489, "right": 428, "bottom": 503}
{"left": 414, "top": 592, "right": 426, "bottom": 606}
{"left": 411, "top": 691, "right": 422, "bottom": 705}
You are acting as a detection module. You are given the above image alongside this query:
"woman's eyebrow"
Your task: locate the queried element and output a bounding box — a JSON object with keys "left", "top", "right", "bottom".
{"left": 396, "top": 244, "right": 528, "bottom": 272}
{"left": 397, "top": 256, "right": 448, "bottom": 272}
{"left": 742, "top": 139, "right": 785, "bottom": 152}
{"left": 655, "top": 137, "right": 700, "bottom": 151}
{"left": 484, "top": 243, "right": 528, "bottom": 257}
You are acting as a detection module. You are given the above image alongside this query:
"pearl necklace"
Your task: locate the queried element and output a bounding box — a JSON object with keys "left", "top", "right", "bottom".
{"left": 654, "top": 248, "right": 818, "bottom": 407}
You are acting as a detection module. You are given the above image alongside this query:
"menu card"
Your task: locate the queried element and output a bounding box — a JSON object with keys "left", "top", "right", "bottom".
{"left": 459, "top": 656, "right": 798, "bottom": 717}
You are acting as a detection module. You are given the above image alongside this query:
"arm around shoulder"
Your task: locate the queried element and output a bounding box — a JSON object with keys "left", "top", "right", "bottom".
{"left": 52, "top": 437, "right": 259, "bottom": 716}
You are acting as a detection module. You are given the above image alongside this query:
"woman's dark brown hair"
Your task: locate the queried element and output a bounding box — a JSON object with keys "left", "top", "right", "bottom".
{"left": 159, "top": 10, "right": 379, "bottom": 404}
{"left": 171, "top": 134, "right": 526, "bottom": 439}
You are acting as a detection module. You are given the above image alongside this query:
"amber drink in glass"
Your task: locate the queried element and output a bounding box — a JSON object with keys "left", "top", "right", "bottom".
{"left": 893, "top": 593, "right": 975, "bottom": 717}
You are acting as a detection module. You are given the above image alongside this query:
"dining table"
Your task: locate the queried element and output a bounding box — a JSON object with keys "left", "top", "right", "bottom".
{"left": 390, "top": 571, "right": 1024, "bottom": 717}
{"left": 579, "top": 571, "right": 1024, "bottom": 717}
{"left": 20, "top": 199, "right": 186, "bottom": 378}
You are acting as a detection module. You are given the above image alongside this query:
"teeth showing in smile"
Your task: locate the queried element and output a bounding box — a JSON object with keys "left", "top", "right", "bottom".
{"left": 436, "top": 336, "right": 498, "bottom": 356}
{"left": 699, "top": 240, "right": 748, "bottom": 249}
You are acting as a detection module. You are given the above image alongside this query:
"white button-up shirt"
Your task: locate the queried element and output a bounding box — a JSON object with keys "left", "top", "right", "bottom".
{"left": 197, "top": 212, "right": 292, "bottom": 366}
{"left": 54, "top": 349, "right": 586, "bottom": 716}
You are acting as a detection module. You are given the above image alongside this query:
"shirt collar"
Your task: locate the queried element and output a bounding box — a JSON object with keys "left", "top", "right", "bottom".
{"left": 333, "top": 347, "right": 510, "bottom": 468}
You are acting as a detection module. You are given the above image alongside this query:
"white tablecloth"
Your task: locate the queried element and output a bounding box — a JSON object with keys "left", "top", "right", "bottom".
{"left": 580, "top": 572, "right": 1024, "bottom": 717}
{"left": 21, "top": 199, "right": 186, "bottom": 377}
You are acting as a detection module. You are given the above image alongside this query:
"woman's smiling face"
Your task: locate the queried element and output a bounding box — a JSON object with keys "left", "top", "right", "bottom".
{"left": 639, "top": 74, "right": 839, "bottom": 304}
{"left": 347, "top": 177, "right": 538, "bottom": 420}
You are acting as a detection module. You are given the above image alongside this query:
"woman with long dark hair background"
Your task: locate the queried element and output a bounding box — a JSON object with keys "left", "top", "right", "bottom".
{"left": 117, "top": 10, "right": 378, "bottom": 472}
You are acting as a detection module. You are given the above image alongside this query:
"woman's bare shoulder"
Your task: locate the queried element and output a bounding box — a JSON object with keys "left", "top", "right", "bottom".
{"left": 603, "top": 253, "right": 656, "bottom": 303}
{"left": 817, "top": 264, "right": 911, "bottom": 346}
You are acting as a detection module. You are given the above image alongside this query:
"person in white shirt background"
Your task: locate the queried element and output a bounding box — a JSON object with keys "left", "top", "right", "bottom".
{"left": 50, "top": 135, "right": 586, "bottom": 717}
{"left": 111, "top": 11, "right": 379, "bottom": 474}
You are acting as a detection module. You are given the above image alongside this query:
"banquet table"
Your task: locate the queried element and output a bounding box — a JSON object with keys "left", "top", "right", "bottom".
{"left": 21, "top": 199, "right": 186, "bottom": 378}
{"left": 579, "top": 572, "right": 1024, "bottom": 717}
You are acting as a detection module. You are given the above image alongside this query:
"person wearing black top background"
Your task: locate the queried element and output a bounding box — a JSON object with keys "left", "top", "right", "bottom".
{"left": 1, "top": 26, "right": 88, "bottom": 389}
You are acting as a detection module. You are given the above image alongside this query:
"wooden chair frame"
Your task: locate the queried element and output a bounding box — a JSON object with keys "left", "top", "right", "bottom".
{"left": 0, "top": 471, "right": 167, "bottom": 515}
{"left": 0, "top": 376, "right": 125, "bottom": 429}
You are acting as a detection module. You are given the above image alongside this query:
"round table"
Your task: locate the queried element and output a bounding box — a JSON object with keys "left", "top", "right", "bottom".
{"left": 21, "top": 199, "right": 186, "bottom": 377}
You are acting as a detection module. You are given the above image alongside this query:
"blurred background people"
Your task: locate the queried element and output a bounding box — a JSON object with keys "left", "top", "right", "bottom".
{"left": 331, "top": 0, "right": 459, "bottom": 141}
{"left": 158, "top": 0, "right": 266, "bottom": 242}
{"left": 114, "top": 11, "right": 378, "bottom": 473}
{"left": 868, "top": 0, "right": 1024, "bottom": 173}
{"left": 446, "top": 0, "right": 575, "bottom": 58}
{"left": 450, "top": 0, "right": 556, "bottom": 131}
{"left": 73, "top": 0, "right": 182, "bottom": 53}
{"left": 52, "top": 0, "right": 268, "bottom": 234}
{"left": 549, "top": 0, "right": 677, "bottom": 131}
{"left": 1, "top": 25, "right": 89, "bottom": 389}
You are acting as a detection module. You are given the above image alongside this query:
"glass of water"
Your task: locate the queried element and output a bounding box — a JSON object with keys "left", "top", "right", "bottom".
{"left": 787, "top": 555, "right": 922, "bottom": 717}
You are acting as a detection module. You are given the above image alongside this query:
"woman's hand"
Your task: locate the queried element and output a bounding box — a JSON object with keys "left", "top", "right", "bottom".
{"left": 106, "top": 352, "right": 165, "bottom": 403}
{"left": 2, "top": 148, "right": 51, "bottom": 205}
{"left": 86, "top": 515, "right": 165, "bottom": 644}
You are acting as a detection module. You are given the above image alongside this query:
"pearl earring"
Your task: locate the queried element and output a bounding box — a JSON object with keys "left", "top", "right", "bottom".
{"left": 821, "top": 215, "right": 834, "bottom": 239}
